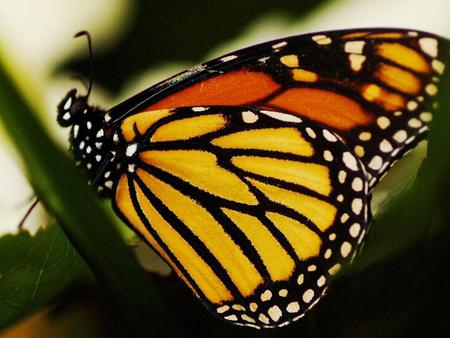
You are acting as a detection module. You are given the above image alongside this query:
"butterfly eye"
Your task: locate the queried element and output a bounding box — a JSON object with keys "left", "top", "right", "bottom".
{"left": 57, "top": 89, "right": 78, "bottom": 126}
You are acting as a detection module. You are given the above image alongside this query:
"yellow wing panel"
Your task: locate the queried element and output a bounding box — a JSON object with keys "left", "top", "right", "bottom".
{"left": 151, "top": 114, "right": 228, "bottom": 142}
{"left": 115, "top": 175, "right": 198, "bottom": 296}
{"left": 375, "top": 63, "right": 421, "bottom": 95}
{"left": 247, "top": 177, "right": 336, "bottom": 232}
{"left": 120, "top": 109, "right": 172, "bottom": 142}
{"left": 211, "top": 127, "right": 314, "bottom": 157}
{"left": 221, "top": 208, "right": 295, "bottom": 282}
{"left": 140, "top": 149, "right": 258, "bottom": 205}
{"left": 232, "top": 155, "right": 332, "bottom": 196}
{"left": 132, "top": 179, "right": 233, "bottom": 303}
{"left": 137, "top": 169, "right": 263, "bottom": 298}
{"left": 266, "top": 212, "right": 322, "bottom": 260}
{"left": 376, "top": 43, "right": 430, "bottom": 73}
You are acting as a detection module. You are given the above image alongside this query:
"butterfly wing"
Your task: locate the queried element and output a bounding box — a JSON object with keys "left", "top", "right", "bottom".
{"left": 106, "top": 28, "right": 449, "bottom": 188}
{"left": 113, "top": 106, "right": 370, "bottom": 328}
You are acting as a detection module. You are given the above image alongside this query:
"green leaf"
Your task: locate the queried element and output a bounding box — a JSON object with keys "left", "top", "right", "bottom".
{"left": 0, "top": 42, "right": 183, "bottom": 337}
{"left": 0, "top": 224, "right": 85, "bottom": 330}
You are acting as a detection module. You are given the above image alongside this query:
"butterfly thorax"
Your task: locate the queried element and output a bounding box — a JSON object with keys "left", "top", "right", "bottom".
{"left": 57, "top": 89, "right": 125, "bottom": 196}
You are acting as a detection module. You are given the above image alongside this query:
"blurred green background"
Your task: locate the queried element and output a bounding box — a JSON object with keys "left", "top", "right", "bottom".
{"left": 0, "top": 0, "right": 449, "bottom": 337}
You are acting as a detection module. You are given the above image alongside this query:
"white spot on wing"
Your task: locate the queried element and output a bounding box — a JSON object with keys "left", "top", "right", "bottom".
{"left": 349, "top": 223, "right": 361, "bottom": 238}
{"left": 224, "top": 314, "right": 238, "bottom": 321}
{"left": 393, "top": 130, "right": 407, "bottom": 143}
{"left": 220, "top": 55, "right": 238, "bottom": 62}
{"left": 258, "top": 313, "right": 270, "bottom": 324}
{"left": 126, "top": 143, "right": 138, "bottom": 157}
{"left": 419, "top": 112, "right": 432, "bottom": 122}
{"left": 272, "top": 41, "right": 287, "bottom": 49}
{"left": 192, "top": 106, "right": 208, "bottom": 112}
{"left": 432, "top": 59, "right": 445, "bottom": 74}
{"left": 302, "top": 289, "right": 314, "bottom": 303}
{"left": 344, "top": 41, "right": 365, "bottom": 54}
{"left": 408, "top": 118, "right": 422, "bottom": 128}
{"left": 379, "top": 139, "right": 393, "bottom": 153}
{"left": 368, "top": 156, "right": 383, "bottom": 170}
{"left": 377, "top": 116, "right": 390, "bottom": 129}
{"left": 419, "top": 37, "right": 438, "bottom": 57}
{"left": 328, "top": 263, "right": 341, "bottom": 276}
{"left": 338, "top": 170, "right": 347, "bottom": 183}
{"left": 342, "top": 152, "right": 358, "bottom": 171}
{"left": 407, "top": 101, "right": 418, "bottom": 111}
{"left": 217, "top": 305, "right": 229, "bottom": 314}
{"left": 286, "top": 302, "right": 300, "bottom": 313}
{"left": 241, "top": 314, "right": 256, "bottom": 323}
{"left": 317, "top": 276, "right": 326, "bottom": 287}
{"left": 242, "top": 110, "right": 259, "bottom": 123}
{"left": 323, "top": 129, "right": 337, "bottom": 142}
{"left": 349, "top": 54, "right": 366, "bottom": 71}
{"left": 323, "top": 150, "right": 333, "bottom": 162}
{"left": 260, "top": 110, "right": 302, "bottom": 123}
{"left": 352, "top": 177, "right": 363, "bottom": 191}
{"left": 232, "top": 304, "right": 245, "bottom": 311}
{"left": 73, "top": 125, "right": 79, "bottom": 138}
{"left": 425, "top": 84, "right": 438, "bottom": 96}
{"left": 352, "top": 198, "right": 363, "bottom": 214}
{"left": 312, "top": 35, "right": 332, "bottom": 45}
{"left": 305, "top": 127, "right": 316, "bottom": 139}
{"left": 340, "top": 242, "right": 352, "bottom": 257}
{"left": 268, "top": 305, "right": 282, "bottom": 322}
{"left": 261, "top": 290, "right": 272, "bottom": 301}
{"left": 340, "top": 213, "right": 349, "bottom": 223}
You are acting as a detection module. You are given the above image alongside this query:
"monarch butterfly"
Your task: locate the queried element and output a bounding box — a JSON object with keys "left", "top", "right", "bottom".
{"left": 57, "top": 28, "right": 448, "bottom": 328}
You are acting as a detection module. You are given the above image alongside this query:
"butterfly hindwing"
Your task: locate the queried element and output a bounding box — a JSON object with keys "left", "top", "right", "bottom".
{"left": 113, "top": 106, "right": 370, "bottom": 328}
{"left": 106, "top": 28, "right": 449, "bottom": 187}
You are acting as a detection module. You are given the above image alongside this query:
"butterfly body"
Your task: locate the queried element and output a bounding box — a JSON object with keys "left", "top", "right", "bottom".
{"left": 57, "top": 28, "right": 448, "bottom": 328}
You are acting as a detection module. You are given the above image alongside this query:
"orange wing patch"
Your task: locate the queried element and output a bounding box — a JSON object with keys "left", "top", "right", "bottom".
{"left": 376, "top": 43, "right": 431, "bottom": 74}
{"left": 375, "top": 63, "right": 421, "bottom": 95}
{"left": 146, "top": 70, "right": 282, "bottom": 111}
{"left": 361, "top": 84, "right": 406, "bottom": 111}
{"left": 266, "top": 88, "right": 372, "bottom": 130}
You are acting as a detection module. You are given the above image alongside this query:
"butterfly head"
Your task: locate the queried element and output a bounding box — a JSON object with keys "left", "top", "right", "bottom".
{"left": 57, "top": 88, "right": 120, "bottom": 195}
{"left": 57, "top": 89, "right": 90, "bottom": 127}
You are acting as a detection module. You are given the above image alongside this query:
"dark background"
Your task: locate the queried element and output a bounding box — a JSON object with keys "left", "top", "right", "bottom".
{"left": 64, "top": 0, "right": 324, "bottom": 93}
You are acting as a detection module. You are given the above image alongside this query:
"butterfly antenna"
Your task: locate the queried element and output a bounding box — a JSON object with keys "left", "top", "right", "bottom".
{"left": 18, "top": 197, "right": 40, "bottom": 229}
{"left": 74, "top": 30, "right": 93, "bottom": 98}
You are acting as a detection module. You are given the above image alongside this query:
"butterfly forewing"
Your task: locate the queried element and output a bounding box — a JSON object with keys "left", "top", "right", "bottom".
{"left": 113, "top": 106, "right": 370, "bottom": 328}
{"left": 106, "top": 28, "right": 449, "bottom": 188}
